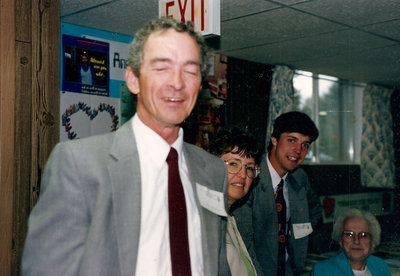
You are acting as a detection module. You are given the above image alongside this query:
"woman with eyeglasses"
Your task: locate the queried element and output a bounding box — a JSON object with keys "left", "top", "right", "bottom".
{"left": 209, "top": 127, "right": 261, "bottom": 276}
{"left": 311, "top": 208, "right": 391, "bottom": 276}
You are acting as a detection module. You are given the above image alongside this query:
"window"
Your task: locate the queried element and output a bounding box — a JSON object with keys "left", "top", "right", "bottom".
{"left": 293, "top": 71, "right": 364, "bottom": 164}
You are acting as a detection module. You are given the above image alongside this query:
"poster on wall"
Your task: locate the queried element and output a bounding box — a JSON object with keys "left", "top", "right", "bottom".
{"left": 60, "top": 22, "right": 132, "bottom": 142}
{"left": 82, "top": 35, "right": 130, "bottom": 83}
{"left": 62, "top": 34, "right": 110, "bottom": 96}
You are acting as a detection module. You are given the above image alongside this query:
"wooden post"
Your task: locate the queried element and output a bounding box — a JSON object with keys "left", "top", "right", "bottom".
{"left": 29, "top": 0, "right": 60, "bottom": 208}
{"left": 0, "top": 0, "right": 16, "bottom": 274}
{"left": 0, "top": 0, "right": 60, "bottom": 274}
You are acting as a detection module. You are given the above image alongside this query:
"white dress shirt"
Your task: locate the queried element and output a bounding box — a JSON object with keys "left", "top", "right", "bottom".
{"left": 133, "top": 114, "right": 204, "bottom": 276}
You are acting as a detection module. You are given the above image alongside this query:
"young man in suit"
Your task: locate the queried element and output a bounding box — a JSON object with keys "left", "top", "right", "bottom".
{"left": 233, "top": 111, "right": 322, "bottom": 276}
{"left": 22, "top": 17, "right": 231, "bottom": 276}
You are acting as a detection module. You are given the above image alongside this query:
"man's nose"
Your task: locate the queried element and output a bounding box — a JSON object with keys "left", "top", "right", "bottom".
{"left": 293, "top": 142, "right": 302, "bottom": 153}
{"left": 169, "top": 68, "right": 184, "bottom": 90}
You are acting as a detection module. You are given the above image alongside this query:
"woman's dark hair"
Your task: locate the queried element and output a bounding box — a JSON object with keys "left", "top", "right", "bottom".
{"left": 209, "top": 127, "right": 261, "bottom": 165}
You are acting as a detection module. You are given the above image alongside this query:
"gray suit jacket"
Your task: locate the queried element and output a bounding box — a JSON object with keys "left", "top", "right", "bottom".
{"left": 233, "top": 155, "right": 321, "bottom": 276}
{"left": 22, "top": 117, "right": 231, "bottom": 276}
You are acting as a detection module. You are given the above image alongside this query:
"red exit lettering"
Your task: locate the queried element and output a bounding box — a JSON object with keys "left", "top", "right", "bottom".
{"left": 163, "top": 0, "right": 205, "bottom": 31}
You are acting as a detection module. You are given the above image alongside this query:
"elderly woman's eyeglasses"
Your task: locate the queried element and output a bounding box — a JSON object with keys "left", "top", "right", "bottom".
{"left": 224, "top": 159, "right": 260, "bottom": 178}
{"left": 342, "top": 230, "right": 371, "bottom": 242}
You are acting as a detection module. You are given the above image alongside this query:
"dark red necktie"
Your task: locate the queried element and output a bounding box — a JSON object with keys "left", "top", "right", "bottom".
{"left": 166, "top": 148, "right": 192, "bottom": 276}
{"left": 275, "top": 179, "right": 286, "bottom": 276}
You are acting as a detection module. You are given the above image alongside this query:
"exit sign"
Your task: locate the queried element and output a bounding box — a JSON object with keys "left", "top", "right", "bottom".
{"left": 159, "top": 0, "right": 220, "bottom": 36}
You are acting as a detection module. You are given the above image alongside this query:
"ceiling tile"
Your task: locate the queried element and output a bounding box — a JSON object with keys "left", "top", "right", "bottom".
{"left": 290, "top": 45, "right": 400, "bottom": 87}
{"left": 219, "top": 7, "right": 346, "bottom": 50}
{"left": 361, "top": 20, "right": 400, "bottom": 42}
{"left": 61, "top": 0, "right": 159, "bottom": 36}
{"left": 221, "top": 0, "right": 278, "bottom": 20}
{"left": 268, "top": 0, "right": 312, "bottom": 6}
{"left": 293, "top": 0, "right": 400, "bottom": 27}
{"left": 61, "top": 0, "right": 112, "bottom": 17}
{"left": 223, "top": 28, "right": 396, "bottom": 64}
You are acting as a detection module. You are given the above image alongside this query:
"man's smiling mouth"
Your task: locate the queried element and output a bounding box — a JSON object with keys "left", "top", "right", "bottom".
{"left": 163, "top": 97, "right": 183, "bottom": 102}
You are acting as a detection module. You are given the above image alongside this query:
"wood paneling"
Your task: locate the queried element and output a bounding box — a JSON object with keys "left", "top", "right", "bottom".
{"left": 0, "top": 0, "right": 60, "bottom": 275}
{"left": 12, "top": 1, "right": 32, "bottom": 274}
{"left": 30, "top": 0, "right": 60, "bottom": 208}
{"left": 13, "top": 41, "right": 32, "bottom": 276}
{"left": 0, "top": 0, "right": 16, "bottom": 274}
{"left": 15, "top": 0, "right": 31, "bottom": 42}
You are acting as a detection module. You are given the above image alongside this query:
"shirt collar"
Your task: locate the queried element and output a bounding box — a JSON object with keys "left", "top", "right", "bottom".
{"left": 267, "top": 155, "right": 288, "bottom": 189}
{"left": 132, "top": 114, "right": 184, "bottom": 165}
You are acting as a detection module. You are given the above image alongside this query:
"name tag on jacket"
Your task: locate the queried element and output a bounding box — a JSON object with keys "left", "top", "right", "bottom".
{"left": 293, "top": 222, "right": 313, "bottom": 239}
{"left": 196, "top": 183, "right": 227, "bottom": 217}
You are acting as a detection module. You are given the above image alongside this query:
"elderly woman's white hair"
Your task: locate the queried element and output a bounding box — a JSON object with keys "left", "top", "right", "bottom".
{"left": 331, "top": 208, "right": 381, "bottom": 246}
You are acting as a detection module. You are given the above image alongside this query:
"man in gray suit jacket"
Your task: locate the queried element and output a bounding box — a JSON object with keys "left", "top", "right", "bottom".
{"left": 233, "top": 112, "right": 322, "bottom": 276}
{"left": 22, "top": 17, "right": 231, "bottom": 276}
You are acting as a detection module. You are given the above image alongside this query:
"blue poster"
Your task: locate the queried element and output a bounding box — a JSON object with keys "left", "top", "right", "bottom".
{"left": 62, "top": 34, "right": 110, "bottom": 96}
{"left": 60, "top": 23, "right": 132, "bottom": 141}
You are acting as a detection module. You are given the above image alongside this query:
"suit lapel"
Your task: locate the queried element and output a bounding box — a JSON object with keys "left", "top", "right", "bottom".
{"left": 259, "top": 157, "right": 276, "bottom": 213}
{"left": 108, "top": 119, "right": 142, "bottom": 276}
{"left": 183, "top": 144, "right": 205, "bottom": 184}
{"left": 287, "top": 172, "right": 308, "bottom": 225}
{"left": 287, "top": 171, "right": 302, "bottom": 192}
{"left": 256, "top": 156, "right": 280, "bottom": 265}
{"left": 183, "top": 145, "right": 218, "bottom": 275}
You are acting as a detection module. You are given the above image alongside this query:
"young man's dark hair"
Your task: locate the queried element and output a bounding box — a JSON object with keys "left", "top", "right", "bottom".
{"left": 268, "top": 111, "right": 319, "bottom": 152}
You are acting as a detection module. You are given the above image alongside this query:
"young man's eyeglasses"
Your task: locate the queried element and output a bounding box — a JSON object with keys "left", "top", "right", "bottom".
{"left": 342, "top": 230, "right": 371, "bottom": 242}
{"left": 224, "top": 159, "right": 260, "bottom": 178}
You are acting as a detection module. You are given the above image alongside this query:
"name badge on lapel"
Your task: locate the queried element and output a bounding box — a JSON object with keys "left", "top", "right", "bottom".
{"left": 293, "top": 222, "right": 313, "bottom": 239}
{"left": 196, "top": 183, "right": 227, "bottom": 217}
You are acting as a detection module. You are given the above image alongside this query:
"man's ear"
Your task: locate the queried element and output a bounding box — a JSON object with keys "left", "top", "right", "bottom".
{"left": 125, "top": 66, "right": 140, "bottom": 95}
{"left": 271, "top": 136, "right": 278, "bottom": 147}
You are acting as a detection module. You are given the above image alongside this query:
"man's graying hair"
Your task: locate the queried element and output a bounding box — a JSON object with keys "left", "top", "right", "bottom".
{"left": 127, "top": 17, "right": 211, "bottom": 79}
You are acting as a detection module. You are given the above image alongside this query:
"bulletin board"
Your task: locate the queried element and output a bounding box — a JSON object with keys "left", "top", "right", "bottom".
{"left": 60, "top": 22, "right": 132, "bottom": 141}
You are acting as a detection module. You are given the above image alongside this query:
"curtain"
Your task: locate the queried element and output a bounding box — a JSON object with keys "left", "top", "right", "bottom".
{"left": 392, "top": 90, "right": 400, "bottom": 188}
{"left": 390, "top": 89, "right": 400, "bottom": 239}
{"left": 361, "top": 85, "right": 395, "bottom": 188}
{"left": 265, "top": 65, "right": 295, "bottom": 150}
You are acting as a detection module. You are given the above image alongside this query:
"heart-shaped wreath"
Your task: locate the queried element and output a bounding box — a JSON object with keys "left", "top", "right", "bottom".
{"left": 62, "top": 102, "right": 119, "bottom": 139}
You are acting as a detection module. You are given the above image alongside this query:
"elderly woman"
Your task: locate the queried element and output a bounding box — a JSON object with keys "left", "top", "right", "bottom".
{"left": 209, "top": 127, "right": 261, "bottom": 276}
{"left": 311, "top": 208, "right": 391, "bottom": 276}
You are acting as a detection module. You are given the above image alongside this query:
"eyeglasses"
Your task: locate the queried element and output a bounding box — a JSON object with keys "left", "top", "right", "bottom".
{"left": 342, "top": 230, "right": 371, "bottom": 242}
{"left": 224, "top": 159, "right": 260, "bottom": 178}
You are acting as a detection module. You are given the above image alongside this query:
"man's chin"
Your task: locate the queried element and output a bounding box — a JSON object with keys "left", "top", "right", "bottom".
{"left": 285, "top": 165, "right": 299, "bottom": 173}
